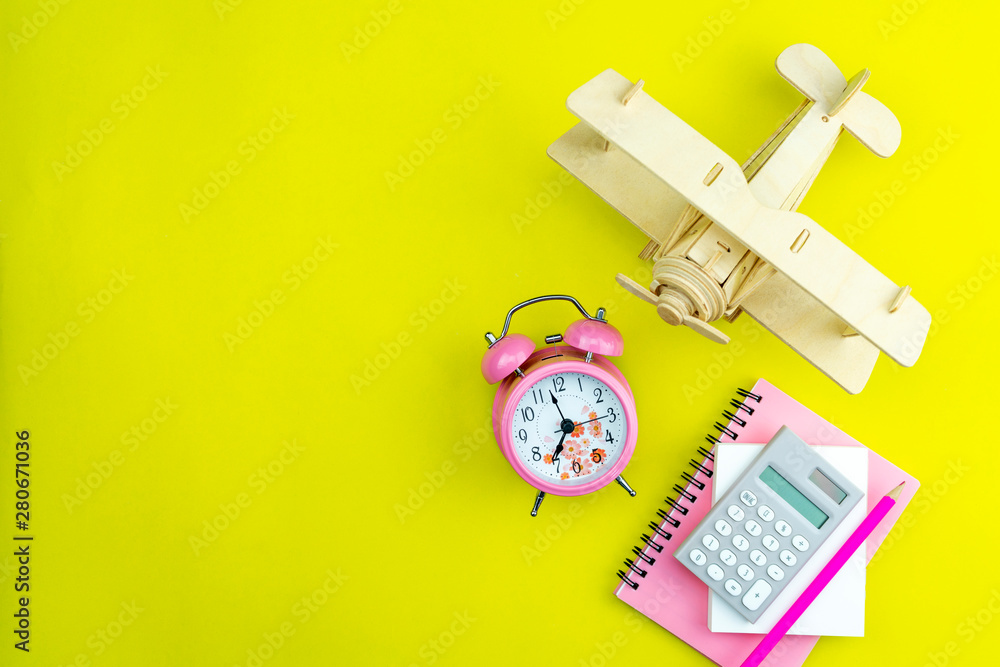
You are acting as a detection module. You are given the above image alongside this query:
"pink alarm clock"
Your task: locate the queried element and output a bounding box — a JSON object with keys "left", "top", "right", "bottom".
{"left": 481, "top": 295, "right": 638, "bottom": 516}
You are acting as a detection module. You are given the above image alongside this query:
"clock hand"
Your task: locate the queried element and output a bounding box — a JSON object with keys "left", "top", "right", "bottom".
{"left": 552, "top": 432, "right": 566, "bottom": 463}
{"left": 553, "top": 413, "right": 609, "bottom": 433}
{"left": 549, "top": 390, "right": 566, "bottom": 421}
{"left": 550, "top": 391, "right": 577, "bottom": 436}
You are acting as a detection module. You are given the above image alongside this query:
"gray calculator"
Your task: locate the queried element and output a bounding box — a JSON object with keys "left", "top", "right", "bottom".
{"left": 674, "top": 426, "right": 864, "bottom": 623}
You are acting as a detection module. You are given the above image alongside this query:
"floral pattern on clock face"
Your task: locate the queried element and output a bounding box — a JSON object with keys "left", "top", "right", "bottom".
{"left": 510, "top": 372, "right": 627, "bottom": 485}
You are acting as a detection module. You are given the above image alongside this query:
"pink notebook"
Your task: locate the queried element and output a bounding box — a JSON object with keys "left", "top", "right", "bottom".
{"left": 613, "top": 379, "right": 920, "bottom": 667}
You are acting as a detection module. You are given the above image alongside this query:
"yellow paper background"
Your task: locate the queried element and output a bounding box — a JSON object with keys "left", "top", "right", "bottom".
{"left": 1, "top": 1, "right": 997, "bottom": 665}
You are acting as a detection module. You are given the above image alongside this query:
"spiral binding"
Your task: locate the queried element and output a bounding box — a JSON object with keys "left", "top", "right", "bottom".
{"left": 616, "top": 387, "right": 763, "bottom": 591}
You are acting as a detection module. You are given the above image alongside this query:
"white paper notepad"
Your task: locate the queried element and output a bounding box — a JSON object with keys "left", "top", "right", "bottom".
{"left": 707, "top": 443, "right": 868, "bottom": 636}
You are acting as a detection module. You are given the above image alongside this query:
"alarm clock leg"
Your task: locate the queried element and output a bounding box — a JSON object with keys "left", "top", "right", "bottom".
{"left": 615, "top": 475, "right": 637, "bottom": 497}
{"left": 530, "top": 490, "right": 546, "bottom": 517}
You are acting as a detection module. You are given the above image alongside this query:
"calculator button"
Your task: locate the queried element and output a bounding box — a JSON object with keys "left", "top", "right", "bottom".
{"left": 745, "top": 520, "right": 762, "bottom": 537}
{"left": 706, "top": 564, "right": 725, "bottom": 581}
{"left": 689, "top": 549, "right": 707, "bottom": 566}
{"left": 702, "top": 534, "right": 720, "bottom": 551}
{"left": 775, "top": 520, "right": 792, "bottom": 537}
{"left": 737, "top": 564, "right": 754, "bottom": 581}
{"left": 732, "top": 535, "right": 750, "bottom": 551}
{"left": 792, "top": 535, "right": 810, "bottom": 552}
{"left": 749, "top": 549, "right": 767, "bottom": 567}
{"left": 779, "top": 550, "right": 797, "bottom": 566}
{"left": 757, "top": 505, "right": 774, "bottom": 522}
{"left": 727, "top": 505, "right": 745, "bottom": 521}
{"left": 741, "top": 579, "right": 772, "bottom": 611}
{"left": 767, "top": 564, "right": 784, "bottom": 581}
{"left": 724, "top": 579, "right": 742, "bottom": 596}
{"left": 715, "top": 520, "right": 733, "bottom": 536}
{"left": 719, "top": 550, "right": 737, "bottom": 567}
{"left": 762, "top": 535, "right": 780, "bottom": 552}
{"left": 739, "top": 490, "right": 758, "bottom": 507}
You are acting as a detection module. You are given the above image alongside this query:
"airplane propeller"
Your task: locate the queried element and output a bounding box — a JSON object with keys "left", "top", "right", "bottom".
{"left": 615, "top": 273, "right": 729, "bottom": 344}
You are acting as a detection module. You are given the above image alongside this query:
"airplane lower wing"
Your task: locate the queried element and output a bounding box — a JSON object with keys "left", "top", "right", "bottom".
{"left": 563, "top": 69, "right": 930, "bottom": 367}
{"left": 739, "top": 272, "right": 881, "bottom": 394}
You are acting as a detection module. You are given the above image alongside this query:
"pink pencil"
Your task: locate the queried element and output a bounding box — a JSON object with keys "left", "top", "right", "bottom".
{"left": 741, "top": 482, "right": 906, "bottom": 667}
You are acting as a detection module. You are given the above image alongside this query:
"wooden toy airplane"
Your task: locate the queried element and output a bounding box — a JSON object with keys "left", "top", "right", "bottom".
{"left": 547, "top": 43, "right": 930, "bottom": 394}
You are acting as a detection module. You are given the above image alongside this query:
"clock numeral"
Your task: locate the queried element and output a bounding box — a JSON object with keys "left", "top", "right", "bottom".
{"left": 593, "top": 388, "right": 604, "bottom": 403}
{"left": 607, "top": 407, "right": 617, "bottom": 423}
{"left": 532, "top": 389, "right": 545, "bottom": 405}
{"left": 578, "top": 377, "right": 583, "bottom": 391}
{"left": 572, "top": 460, "right": 582, "bottom": 474}
{"left": 606, "top": 430, "right": 615, "bottom": 444}
{"left": 531, "top": 447, "right": 541, "bottom": 461}
{"left": 521, "top": 407, "right": 535, "bottom": 421}
{"left": 518, "top": 429, "right": 527, "bottom": 442}
{"left": 551, "top": 376, "right": 565, "bottom": 393}
{"left": 591, "top": 448, "right": 603, "bottom": 463}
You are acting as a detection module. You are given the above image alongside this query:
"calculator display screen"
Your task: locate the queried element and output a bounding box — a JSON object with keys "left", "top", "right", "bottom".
{"left": 759, "top": 466, "right": 828, "bottom": 529}
{"left": 809, "top": 468, "right": 848, "bottom": 504}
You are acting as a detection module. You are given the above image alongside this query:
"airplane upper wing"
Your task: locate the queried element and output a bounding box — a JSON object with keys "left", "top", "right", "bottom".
{"left": 563, "top": 69, "right": 930, "bottom": 367}
{"left": 546, "top": 121, "right": 690, "bottom": 245}
{"left": 549, "top": 117, "right": 884, "bottom": 392}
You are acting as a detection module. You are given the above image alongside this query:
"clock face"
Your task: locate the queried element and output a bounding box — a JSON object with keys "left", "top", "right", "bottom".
{"left": 509, "top": 371, "right": 628, "bottom": 486}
